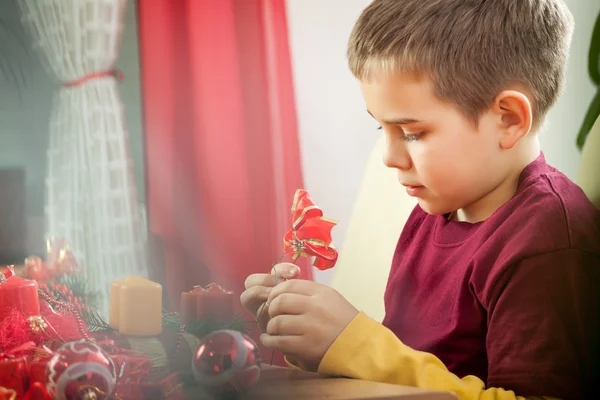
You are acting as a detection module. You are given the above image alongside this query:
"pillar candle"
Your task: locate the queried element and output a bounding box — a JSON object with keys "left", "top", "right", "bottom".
{"left": 180, "top": 283, "right": 235, "bottom": 325}
{"left": 0, "top": 276, "right": 41, "bottom": 320}
{"left": 180, "top": 286, "right": 205, "bottom": 325}
{"left": 109, "top": 277, "right": 162, "bottom": 336}
{"left": 108, "top": 278, "right": 123, "bottom": 329}
{"left": 196, "top": 283, "right": 234, "bottom": 323}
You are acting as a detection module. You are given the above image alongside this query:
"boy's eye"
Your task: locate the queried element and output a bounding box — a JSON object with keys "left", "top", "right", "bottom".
{"left": 402, "top": 132, "right": 423, "bottom": 142}
{"left": 376, "top": 125, "right": 424, "bottom": 142}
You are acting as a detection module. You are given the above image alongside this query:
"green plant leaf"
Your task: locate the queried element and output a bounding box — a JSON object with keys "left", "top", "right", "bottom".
{"left": 589, "top": 12, "right": 600, "bottom": 85}
{"left": 578, "top": 11, "right": 600, "bottom": 149}
{"left": 577, "top": 89, "right": 600, "bottom": 150}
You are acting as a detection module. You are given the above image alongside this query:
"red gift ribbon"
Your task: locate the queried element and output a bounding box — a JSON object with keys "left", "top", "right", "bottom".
{"left": 0, "top": 342, "right": 37, "bottom": 361}
{"left": 283, "top": 189, "right": 338, "bottom": 270}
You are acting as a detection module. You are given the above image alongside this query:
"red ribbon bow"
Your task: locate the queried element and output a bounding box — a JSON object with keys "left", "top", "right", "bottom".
{"left": 283, "top": 190, "right": 338, "bottom": 270}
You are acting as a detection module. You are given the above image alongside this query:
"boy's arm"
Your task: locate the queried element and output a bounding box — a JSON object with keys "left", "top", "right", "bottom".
{"left": 308, "top": 249, "right": 598, "bottom": 400}
{"left": 312, "top": 313, "right": 560, "bottom": 400}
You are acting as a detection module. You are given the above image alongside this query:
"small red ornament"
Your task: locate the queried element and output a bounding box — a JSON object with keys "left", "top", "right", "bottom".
{"left": 46, "top": 341, "right": 116, "bottom": 400}
{"left": 25, "top": 237, "right": 81, "bottom": 282}
{"left": 0, "top": 265, "right": 15, "bottom": 282}
{"left": 192, "top": 330, "right": 261, "bottom": 395}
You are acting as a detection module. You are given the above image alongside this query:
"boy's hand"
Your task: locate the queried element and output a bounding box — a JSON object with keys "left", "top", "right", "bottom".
{"left": 240, "top": 263, "right": 301, "bottom": 332}
{"left": 260, "top": 279, "right": 359, "bottom": 372}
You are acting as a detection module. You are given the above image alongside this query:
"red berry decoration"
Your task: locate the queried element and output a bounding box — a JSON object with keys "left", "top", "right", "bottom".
{"left": 46, "top": 341, "right": 116, "bottom": 400}
{"left": 192, "top": 330, "right": 261, "bottom": 396}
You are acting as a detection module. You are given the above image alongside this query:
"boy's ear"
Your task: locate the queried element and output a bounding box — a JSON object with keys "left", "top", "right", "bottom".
{"left": 492, "top": 90, "right": 533, "bottom": 149}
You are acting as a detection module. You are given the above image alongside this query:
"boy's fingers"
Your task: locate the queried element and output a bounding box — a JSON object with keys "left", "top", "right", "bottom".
{"left": 266, "top": 315, "right": 305, "bottom": 336}
{"left": 267, "top": 279, "right": 320, "bottom": 305}
{"left": 267, "top": 293, "right": 309, "bottom": 317}
{"left": 260, "top": 333, "right": 300, "bottom": 354}
{"left": 240, "top": 285, "right": 271, "bottom": 308}
{"left": 244, "top": 263, "right": 300, "bottom": 290}
{"left": 244, "top": 273, "right": 277, "bottom": 289}
{"left": 271, "top": 263, "right": 301, "bottom": 280}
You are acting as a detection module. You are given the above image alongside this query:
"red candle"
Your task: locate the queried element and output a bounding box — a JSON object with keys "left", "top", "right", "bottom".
{"left": 0, "top": 276, "right": 41, "bottom": 320}
{"left": 180, "top": 283, "right": 234, "bottom": 324}
{"left": 180, "top": 286, "right": 210, "bottom": 324}
{"left": 196, "top": 283, "right": 234, "bottom": 323}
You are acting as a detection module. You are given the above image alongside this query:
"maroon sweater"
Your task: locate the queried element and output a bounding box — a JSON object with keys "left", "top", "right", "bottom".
{"left": 382, "top": 154, "right": 600, "bottom": 399}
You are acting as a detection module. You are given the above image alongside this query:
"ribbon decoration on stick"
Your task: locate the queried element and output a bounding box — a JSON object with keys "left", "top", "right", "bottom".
{"left": 259, "top": 189, "right": 339, "bottom": 365}
{"left": 283, "top": 189, "right": 338, "bottom": 270}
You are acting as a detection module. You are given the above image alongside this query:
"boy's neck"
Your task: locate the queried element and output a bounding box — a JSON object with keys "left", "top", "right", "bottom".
{"left": 453, "top": 139, "right": 541, "bottom": 223}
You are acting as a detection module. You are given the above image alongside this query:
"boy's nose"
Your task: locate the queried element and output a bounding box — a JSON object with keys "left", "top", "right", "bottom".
{"left": 383, "top": 137, "right": 412, "bottom": 171}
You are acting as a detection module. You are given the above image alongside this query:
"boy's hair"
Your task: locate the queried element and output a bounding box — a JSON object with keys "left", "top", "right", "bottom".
{"left": 348, "top": 0, "right": 574, "bottom": 125}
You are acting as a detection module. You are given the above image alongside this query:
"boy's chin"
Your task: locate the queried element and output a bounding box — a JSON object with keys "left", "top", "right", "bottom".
{"left": 417, "top": 199, "right": 454, "bottom": 217}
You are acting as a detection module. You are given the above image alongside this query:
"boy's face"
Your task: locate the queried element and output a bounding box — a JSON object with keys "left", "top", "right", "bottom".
{"left": 361, "top": 72, "right": 511, "bottom": 216}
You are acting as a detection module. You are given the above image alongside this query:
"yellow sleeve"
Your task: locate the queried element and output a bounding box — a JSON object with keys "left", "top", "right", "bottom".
{"left": 315, "top": 313, "right": 557, "bottom": 400}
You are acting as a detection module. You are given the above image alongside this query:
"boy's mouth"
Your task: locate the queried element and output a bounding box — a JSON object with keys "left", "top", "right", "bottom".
{"left": 401, "top": 183, "right": 424, "bottom": 197}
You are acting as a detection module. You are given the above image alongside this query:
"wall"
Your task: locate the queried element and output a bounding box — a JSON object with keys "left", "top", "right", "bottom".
{"left": 286, "top": 0, "right": 378, "bottom": 285}
{"left": 543, "top": 0, "right": 600, "bottom": 179}
{"left": 286, "top": 0, "right": 600, "bottom": 285}
{"left": 0, "top": 0, "right": 145, "bottom": 256}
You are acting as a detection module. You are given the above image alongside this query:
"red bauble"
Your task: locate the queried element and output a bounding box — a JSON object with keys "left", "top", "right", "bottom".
{"left": 46, "top": 341, "right": 116, "bottom": 400}
{"left": 192, "top": 330, "right": 261, "bottom": 395}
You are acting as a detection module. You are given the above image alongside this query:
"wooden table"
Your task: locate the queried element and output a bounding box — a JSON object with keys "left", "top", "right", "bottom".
{"left": 185, "top": 365, "right": 457, "bottom": 399}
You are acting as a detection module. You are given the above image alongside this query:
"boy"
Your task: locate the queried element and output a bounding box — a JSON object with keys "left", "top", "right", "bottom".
{"left": 241, "top": 0, "right": 600, "bottom": 399}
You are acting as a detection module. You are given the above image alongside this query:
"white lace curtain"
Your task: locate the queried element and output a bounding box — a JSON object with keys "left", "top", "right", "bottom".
{"left": 18, "top": 0, "right": 147, "bottom": 315}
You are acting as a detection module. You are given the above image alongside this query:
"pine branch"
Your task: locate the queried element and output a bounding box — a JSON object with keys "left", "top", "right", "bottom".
{"left": 163, "top": 314, "right": 251, "bottom": 337}
{"left": 55, "top": 274, "right": 100, "bottom": 309}
{"left": 81, "top": 309, "right": 113, "bottom": 333}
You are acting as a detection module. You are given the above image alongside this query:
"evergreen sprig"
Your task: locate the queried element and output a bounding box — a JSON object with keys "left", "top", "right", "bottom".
{"left": 55, "top": 273, "right": 100, "bottom": 309}
{"left": 162, "top": 314, "right": 250, "bottom": 337}
{"left": 80, "top": 308, "right": 113, "bottom": 333}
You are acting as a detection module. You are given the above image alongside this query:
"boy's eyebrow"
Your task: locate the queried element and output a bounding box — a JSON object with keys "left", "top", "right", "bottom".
{"left": 367, "top": 110, "right": 421, "bottom": 125}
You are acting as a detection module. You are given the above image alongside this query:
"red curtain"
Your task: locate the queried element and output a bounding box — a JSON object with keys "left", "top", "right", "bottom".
{"left": 137, "top": 0, "right": 310, "bottom": 321}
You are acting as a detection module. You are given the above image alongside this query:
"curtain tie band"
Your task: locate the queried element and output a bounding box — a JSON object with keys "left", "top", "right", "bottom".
{"left": 63, "top": 70, "right": 124, "bottom": 88}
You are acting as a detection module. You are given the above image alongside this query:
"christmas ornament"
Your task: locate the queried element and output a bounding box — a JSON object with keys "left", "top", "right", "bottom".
{"left": 192, "top": 330, "right": 261, "bottom": 395}
{"left": 46, "top": 341, "right": 117, "bottom": 400}
{"left": 25, "top": 237, "right": 80, "bottom": 282}
{"left": 0, "top": 265, "right": 15, "bottom": 283}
